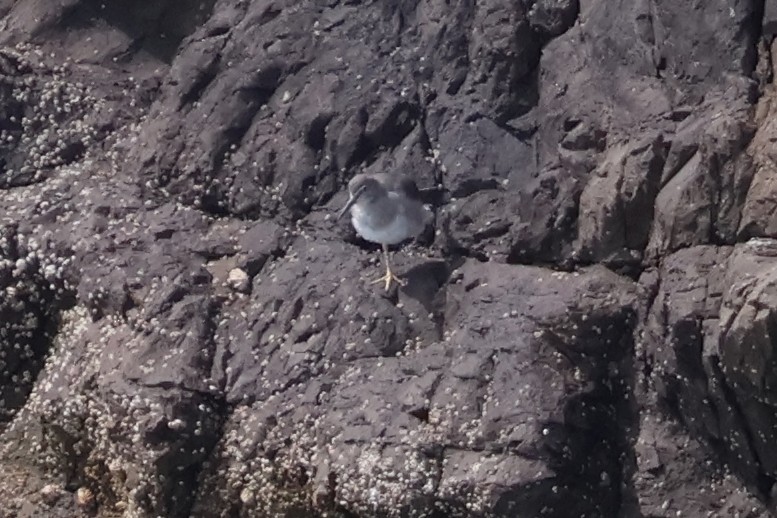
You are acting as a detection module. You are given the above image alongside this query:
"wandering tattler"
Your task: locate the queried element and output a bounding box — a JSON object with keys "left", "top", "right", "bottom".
{"left": 338, "top": 173, "right": 433, "bottom": 291}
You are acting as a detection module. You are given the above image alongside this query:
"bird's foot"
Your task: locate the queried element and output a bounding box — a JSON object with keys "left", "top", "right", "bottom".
{"left": 370, "top": 268, "right": 406, "bottom": 292}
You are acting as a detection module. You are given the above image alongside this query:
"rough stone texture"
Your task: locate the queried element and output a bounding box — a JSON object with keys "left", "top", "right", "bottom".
{"left": 627, "top": 409, "right": 766, "bottom": 518}
{"left": 0, "top": 0, "right": 776, "bottom": 517}
{"left": 0, "top": 224, "right": 69, "bottom": 424}
{"left": 719, "top": 240, "right": 777, "bottom": 482}
{"left": 574, "top": 133, "right": 668, "bottom": 268}
{"left": 191, "top": 262, "right": 639, "bottom": 517}
{"left": 641, "top": 245, "right": 764, "bottom": 486}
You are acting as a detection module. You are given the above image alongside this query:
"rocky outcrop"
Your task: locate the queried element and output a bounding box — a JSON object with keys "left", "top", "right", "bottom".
{"left": 1, "top": 0, "right": 777, "bottom": 517}
{"left": 191, "top": 262, "right": 639, "bottom": 517}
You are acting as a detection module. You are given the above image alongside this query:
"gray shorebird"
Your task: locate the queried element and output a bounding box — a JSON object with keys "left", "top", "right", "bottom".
{"left": 338, "top": 173, "right": 433, "bottom": 291}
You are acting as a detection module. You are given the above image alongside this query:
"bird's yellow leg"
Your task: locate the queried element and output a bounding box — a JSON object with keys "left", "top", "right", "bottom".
{"left": 370, "top": 244, "right": 406, "bottom": 291}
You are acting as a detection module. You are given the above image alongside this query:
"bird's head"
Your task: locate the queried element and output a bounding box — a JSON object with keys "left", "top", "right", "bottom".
{"left": 337, "top": 174, "right": 382, "bottom": 219}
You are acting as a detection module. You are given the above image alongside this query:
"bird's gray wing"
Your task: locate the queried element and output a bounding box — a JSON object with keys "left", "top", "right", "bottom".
{"left": 396, "top": 175, "right": 449, "bottom": 206}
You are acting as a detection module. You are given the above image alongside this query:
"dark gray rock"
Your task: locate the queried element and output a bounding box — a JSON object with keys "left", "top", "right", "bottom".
{"left": 645, "top": 95, "right": 755, "bottom": 261}
{"left": 641, "top": 245, "right": 764, "bottom": 485}
{"left": 0, "top": 224, "right": 68, "bottom": 425}
{"left": 627, "top": 409, "right": 767, "bottom": 518}
{"left": 719, "top": 240, "right": 777, "bottom": 481}
{"left": 193, "top": 261, "right": 640, "bottom": 517}
{"left": 0, "top": 0, "right": 775, "bottom": 516}
{"left": 766, "top": 0, "right": 777, "bottom": 38}
{"left": 740, "top": 61, "right": 777, "bottom": 240}
{"left": 575, "top": 133, "right": 668, "bottom": 267}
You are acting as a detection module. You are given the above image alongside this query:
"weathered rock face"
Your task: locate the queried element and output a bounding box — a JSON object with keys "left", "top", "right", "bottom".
{"left": 1, "top": 0, "right": 777, "bottom": 517}
{"left": 191, "top": 262, "right": 639, "bottom": 517}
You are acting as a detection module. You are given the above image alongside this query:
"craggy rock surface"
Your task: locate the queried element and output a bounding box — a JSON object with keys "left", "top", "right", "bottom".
{"left": 0, "top": 0, "right": 777, "bottom": 517}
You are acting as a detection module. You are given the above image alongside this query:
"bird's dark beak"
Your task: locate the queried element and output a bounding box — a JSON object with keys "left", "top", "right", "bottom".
{"left": 337, "top": 186, "right": 366, "bottom": 220}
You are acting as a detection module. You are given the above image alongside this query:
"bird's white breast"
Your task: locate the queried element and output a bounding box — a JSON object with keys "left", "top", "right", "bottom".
{"left": 351, "top": 202, "right": 418, "bottom": 245}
